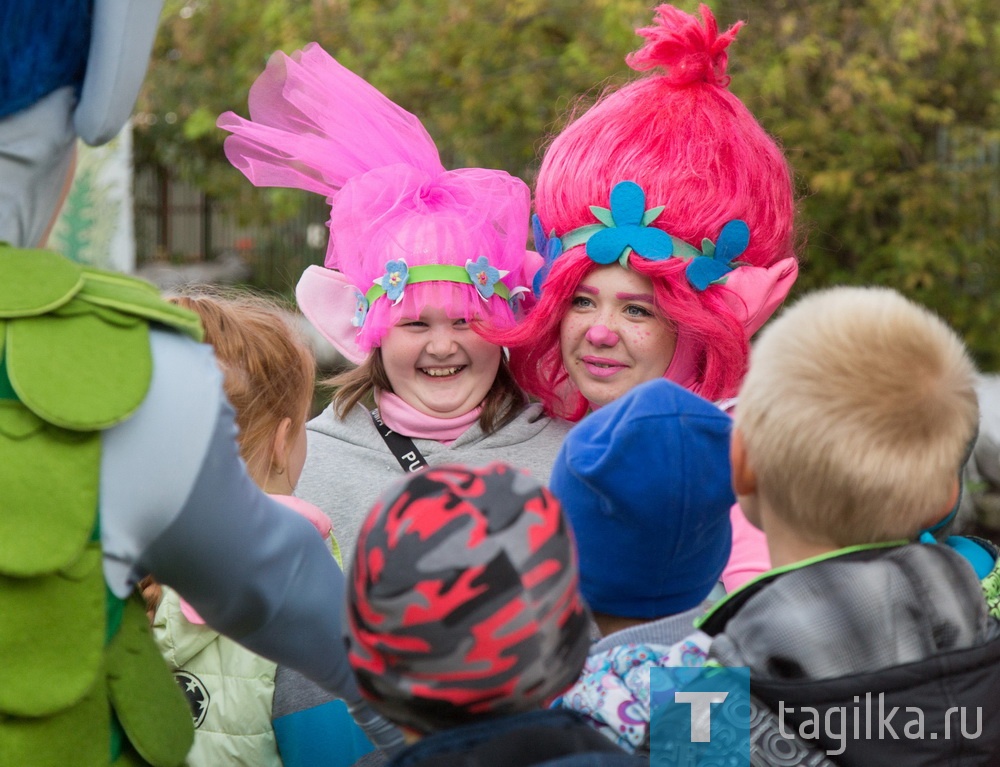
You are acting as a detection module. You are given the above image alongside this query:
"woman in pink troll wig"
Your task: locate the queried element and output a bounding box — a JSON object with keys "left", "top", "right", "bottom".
{"left": 495, "top": 4, "right": 799, "bottom": 590}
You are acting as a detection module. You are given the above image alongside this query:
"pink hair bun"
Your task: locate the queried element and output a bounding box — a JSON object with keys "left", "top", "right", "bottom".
{"left": 627, "top": 3, "right": 743, "bottom": 87}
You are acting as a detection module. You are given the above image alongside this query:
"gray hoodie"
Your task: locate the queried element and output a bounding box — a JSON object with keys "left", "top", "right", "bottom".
{"left": 296, "top": 401, "right": 571, "bottom": 551}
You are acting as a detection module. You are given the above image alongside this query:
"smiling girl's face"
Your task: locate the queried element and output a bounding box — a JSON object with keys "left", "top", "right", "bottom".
{"left": 558, "top": 264, "right": 677, "bottom": 409}
{"left": 379, "top": 305, "right": 502, "bottom": 418}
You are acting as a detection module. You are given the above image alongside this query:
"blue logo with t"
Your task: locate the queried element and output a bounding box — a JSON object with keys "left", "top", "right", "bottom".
{"left": 651, "top": 666, "right": 750, "bottom": 766}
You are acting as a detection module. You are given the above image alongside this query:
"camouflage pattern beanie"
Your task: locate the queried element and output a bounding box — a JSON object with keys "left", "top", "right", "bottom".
{"left": 346, "top": 462, "right": 591, "bottom": 734}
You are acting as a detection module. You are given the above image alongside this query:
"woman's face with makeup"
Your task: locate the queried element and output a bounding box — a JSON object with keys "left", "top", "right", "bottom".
{"left": 559, "top": 265, "right": 677, "bottom": 409}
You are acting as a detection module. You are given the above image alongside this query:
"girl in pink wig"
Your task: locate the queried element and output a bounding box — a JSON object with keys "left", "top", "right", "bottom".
{"left": 498, "top": 4, "right": 799, "bottom": 590}
{"left": 218, "top": 44, "right": 572, "bottom": 765}
{"left": 217, "top": 42, "right": 571, "bottom": 563}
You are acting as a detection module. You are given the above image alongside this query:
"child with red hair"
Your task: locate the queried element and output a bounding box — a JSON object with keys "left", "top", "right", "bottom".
{"left": 495, "top": 4, "right": 800, "bottom": 589}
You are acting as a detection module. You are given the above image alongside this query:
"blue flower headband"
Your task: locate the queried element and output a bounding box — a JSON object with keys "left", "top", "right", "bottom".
{"left": 531, "top": 180, "right": 750, "bottom": 295}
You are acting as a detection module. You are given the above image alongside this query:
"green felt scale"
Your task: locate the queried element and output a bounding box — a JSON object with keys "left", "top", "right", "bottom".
{"left": 0, "top": 244, "right": 199, "bottom": 766}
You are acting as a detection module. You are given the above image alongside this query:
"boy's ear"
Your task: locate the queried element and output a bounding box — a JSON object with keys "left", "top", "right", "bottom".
{"left": 920, "top": 475, "right": 962, "bottom": 531}
{"left": 730, "top": 428, "right": 757, "bottom": 497}
{"left": 945, "top": 475, "right": 961, "bottom": 517}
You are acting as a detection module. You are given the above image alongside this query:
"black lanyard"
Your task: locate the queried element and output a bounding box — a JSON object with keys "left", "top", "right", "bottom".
{"left": 369, "top": 408, "right": 428, "bottom": 473}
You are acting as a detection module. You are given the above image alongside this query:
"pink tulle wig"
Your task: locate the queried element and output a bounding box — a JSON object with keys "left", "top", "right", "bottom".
{"left": 499, "top": 4, "right": 798, "bottom": 420}
{"left": 218, "top": 44, "right": 533, "bottom": 364}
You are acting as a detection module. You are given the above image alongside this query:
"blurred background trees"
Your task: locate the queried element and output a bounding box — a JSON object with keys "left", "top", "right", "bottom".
{"left": 134, "top": 0, "right": 1000, "bottom": 368}
{"left": 135, "top": 0, "right": 649, "bottom": 198}
{"left": 721, "top": 0, "right": 1000, "bottom": 367}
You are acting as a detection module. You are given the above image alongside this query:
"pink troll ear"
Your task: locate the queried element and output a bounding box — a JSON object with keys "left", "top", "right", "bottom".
{"left": 296, "top": 265, "right": 367, "bottom": 364}
{"left": 721, "top": 257, "right": 798, "bottom": 337}
{"left": 523, "top": 249, "right": 545, "bottom": 286}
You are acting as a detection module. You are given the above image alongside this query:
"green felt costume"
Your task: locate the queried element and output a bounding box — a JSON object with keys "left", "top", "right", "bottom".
{"left": 0, "top": 244, "right": 202, "bottom": 766}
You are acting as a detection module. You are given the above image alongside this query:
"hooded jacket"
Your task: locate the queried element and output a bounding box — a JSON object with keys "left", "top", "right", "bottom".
{"left": 700, "top": 543, "right": 1000, "bottom": 766}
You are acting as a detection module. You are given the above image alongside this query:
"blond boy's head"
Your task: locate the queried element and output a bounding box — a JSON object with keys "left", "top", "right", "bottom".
{"left": 734, "top": 287, "right": 978, "bottom": 547}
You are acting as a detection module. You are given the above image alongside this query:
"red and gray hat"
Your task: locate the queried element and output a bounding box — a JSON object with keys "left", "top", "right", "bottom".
{"left": 346, "top": 462, "right": 591, "bottom": 734}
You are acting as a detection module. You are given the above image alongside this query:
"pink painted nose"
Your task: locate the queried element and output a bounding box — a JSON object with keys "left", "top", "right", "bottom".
{"left": 585, "top": 324, "right": 619, "bottom": 346}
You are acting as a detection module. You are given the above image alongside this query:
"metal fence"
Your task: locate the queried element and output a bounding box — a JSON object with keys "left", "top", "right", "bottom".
{"left": 134, "top": 164, "right": 329, "bottom": 296}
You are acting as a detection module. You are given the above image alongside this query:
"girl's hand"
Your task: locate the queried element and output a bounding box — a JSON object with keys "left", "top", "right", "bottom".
{"left": 138, "top": 575, "right": 163, "bottom": 623}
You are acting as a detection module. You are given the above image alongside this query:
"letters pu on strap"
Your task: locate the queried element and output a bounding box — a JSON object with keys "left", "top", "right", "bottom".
{"left": 369, "top": 408, "right": 428, "bottom": 473}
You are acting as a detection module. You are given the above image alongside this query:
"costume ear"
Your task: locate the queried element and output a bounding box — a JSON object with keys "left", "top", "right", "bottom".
{"left": 296, "top": 265, "right": 366, "bottom": 364}
{"left": 74, "top": 0, "right": 164, "bottom": 145}
{"left": 720, "top": 257, "right": 798, "bottom": 337}
{"left": 522, "top": 249, "right": 545, "bottom": 285}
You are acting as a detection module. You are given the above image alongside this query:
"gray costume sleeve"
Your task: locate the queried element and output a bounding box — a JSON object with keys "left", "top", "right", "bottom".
{"left": 138, "top": 403, "right": 405, "bottom": 753}
{"left": 131, "top": 341, "right": 405, "bottom": 753}
{"left": 136, "top": 392, "right": 362, "bottom": 699}
{"left": 100, "top": 330, "right": 402, "bottom": 752}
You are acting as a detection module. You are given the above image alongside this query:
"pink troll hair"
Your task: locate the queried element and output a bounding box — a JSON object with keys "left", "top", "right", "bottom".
{"left": 490, "top": 3, "right": 796, "bottom": 419}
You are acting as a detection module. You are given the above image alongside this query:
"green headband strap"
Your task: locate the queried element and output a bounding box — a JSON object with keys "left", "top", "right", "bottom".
{"left": 559, "top": 224, "right": 607, "bottom": 253}
{"left": 365, "top": 263, "right": 511, "bottom": 305}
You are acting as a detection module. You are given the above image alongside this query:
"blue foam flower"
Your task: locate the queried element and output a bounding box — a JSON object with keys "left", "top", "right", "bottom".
{"left": 350, "top": 288, "right": 369, "bottom": 327}
{"left": 378, "top": 259, "right": 409, "bottom": 302}
{"left": 531, "top": 214, "right": 564, "bottom": 297}
{"left": 585, "top": 181, "right": 673, "bottom": 266}
{"left": 684, "top": 220, "right": 750, "bottom": 291}
{"left": 466, "top": 256, "right": 502, "bottom": 300}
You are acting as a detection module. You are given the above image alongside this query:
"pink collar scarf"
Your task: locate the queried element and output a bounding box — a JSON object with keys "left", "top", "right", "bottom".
{"left": 376, "top": 391, "right": 480, "bottom": 445}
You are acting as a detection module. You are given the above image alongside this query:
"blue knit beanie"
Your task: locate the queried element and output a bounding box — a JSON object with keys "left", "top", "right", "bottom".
{"left": 550, "top": 378, "right": 735, "bottom": 619}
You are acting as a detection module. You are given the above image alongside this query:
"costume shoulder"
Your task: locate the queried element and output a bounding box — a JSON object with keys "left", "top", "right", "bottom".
{"left": 0, "top": 245, "right": 198, "bottom": 766}
{"left": 0, "top": 244, "right": 201, "bottom": 431}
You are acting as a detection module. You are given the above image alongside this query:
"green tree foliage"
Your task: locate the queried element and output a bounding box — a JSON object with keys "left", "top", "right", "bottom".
{"left": 336, "top": 0, "right": 650, "bottom": 174}
{"left": 137, "top": 0, "right": 1000, "bottom": 366}
{"left": 136, "top": 0, "right": 649, "bottom": 202}
{"left": 135, "top": 0, "right": 319, "bottom": 210}
{"left": 717, "top": 0, "right": 1000, "bottom": 366}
